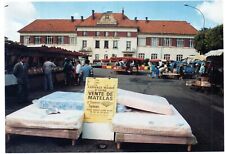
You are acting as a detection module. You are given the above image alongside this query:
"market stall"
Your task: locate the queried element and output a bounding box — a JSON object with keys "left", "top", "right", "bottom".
{"left": 5, "top": 40, "right": 87, "bottom": 90}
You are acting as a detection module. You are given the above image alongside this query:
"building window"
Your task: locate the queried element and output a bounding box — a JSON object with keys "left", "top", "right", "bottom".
{"left": 70, "top": 37, "right": 76, "bottom": 44}
{"left": 151, "top": 53, "right": 158, "bottom": 59}
{"left": 34, "top": 36, "right": 41, "bottom": 44}
{"left": 113, "top": 40, "right": 118, "bottom": 49}
{"left": 176, "top": 54, "right": 183, "bottom": 61}
{"left": 114, "top": 32, "right": 118, "bottom": 37}
{"left": 164, "top": 54, "right": 170, "bottom": 60}
{"left": 82, "top": 40, "right": 87, "bottom": 48}
{"left": 151, "top": 38, "right": 159, "bottom": 47}
{"left": 95, "top": 40, "right": 100, "bottom": 48}
{"left": 177, "top": 39, "right": 184, "bottom": 47}
{"left": 189, "top": 39, "right": 194, "bottom": 48}
{"left": 112, "top": 54, "right": 117, "bottom": 58}
{"left": 138, "top": 38, "right": 146, "bottom": 46}
{"left": 104, "top": 40, "right": 109, "bottom": 48}
{"left": 104, "top": 54, "right": 108, "bottom": 59}
{"left": 105, "top": 15, "right": 109, "bottom": 20}
{"left": 126, "top": 41, "right": 131, "bottom": 50}
{"left": 104, "top": 32, "right": 109, "bottom": 37}
{"left": 24, "top": 36, "right": 30, "bottom": 45}
{"left": 83, "top": 31, "right": 87, "bottom": 36}
{"left": 163, "top": 38, "right": 171, "bottom": 46}
{"left": 138, "top": 53, "right": 145, "bottom": 59}
{"left": 127, "top": 32, "right": 131, "bottom": 37}
{"left": 57, "top": 36, "right": 64, "bottom": 44}
{"left": 46, "top": 36, "right": 53, "bottom": 44}
{"left": 95, "top": 31, "right": 100, "bottom": 36}
{"left": 95, "top": 54, "right": 99, "bottom": 60}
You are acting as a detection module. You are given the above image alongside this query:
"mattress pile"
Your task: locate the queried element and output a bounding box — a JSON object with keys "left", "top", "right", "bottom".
{"left": 113, "top": 89, "right": 195, "bottom": 139}
{"left": 6, "top": 91, "right": 85, "bottom": 130}
{"left": 6, "top": 103, "right": 84, "bottom": 129}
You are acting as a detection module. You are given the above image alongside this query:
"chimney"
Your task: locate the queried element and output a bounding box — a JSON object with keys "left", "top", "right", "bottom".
{"left": 71, "top": 16, "right": 74, "bottom": 22}
{"left": 122, "top": 8, "right": 125, "bottom": 19}
{"left": 81, "top": 16, "right": 84, "bottom": 21}
{"left": 134, "top": 17, "right": 137, "bottom": 21}
{"left": 145, "top": 17, "right": 149, "bottom": 22}
{"left": 92, "top": 10, "right": 95, "bottom": 19}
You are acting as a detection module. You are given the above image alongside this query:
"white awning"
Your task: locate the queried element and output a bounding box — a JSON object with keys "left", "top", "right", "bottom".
{"left": 205, "top": 49, "right": 223, "bottom": 57}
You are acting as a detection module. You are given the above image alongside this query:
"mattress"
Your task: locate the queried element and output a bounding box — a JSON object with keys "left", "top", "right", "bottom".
{"left": 117, "top": 89, "right": 173, "bottom": 115}
{"left": 6, "top": 104, "right": 84, "bottom": 129}
{"left": 112, "top": 105, "right": 193, "bottom": 137}
{"left": 36, "top": 91, "right": 84, "bottom": 110}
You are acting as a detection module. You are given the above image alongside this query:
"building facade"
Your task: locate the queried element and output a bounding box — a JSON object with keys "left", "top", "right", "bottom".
{"left": 19, "top": 10, "right": 198, "bottom": 63}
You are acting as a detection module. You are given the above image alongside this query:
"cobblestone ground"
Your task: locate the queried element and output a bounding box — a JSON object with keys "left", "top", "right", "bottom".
{"left": 5, "top": 68, "right": 224, "bottom": 152}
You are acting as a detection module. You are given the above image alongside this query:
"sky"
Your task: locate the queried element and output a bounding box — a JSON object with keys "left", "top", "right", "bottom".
{"left": 3, "top": 0, "right": 224, "bottom": 42}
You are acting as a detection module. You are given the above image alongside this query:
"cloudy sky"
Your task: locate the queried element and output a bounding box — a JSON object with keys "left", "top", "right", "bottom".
{"left": 3, "top": 0, "right": 224, "bottom": 42}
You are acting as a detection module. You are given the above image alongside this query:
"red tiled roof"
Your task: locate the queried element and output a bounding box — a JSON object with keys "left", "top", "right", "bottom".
{"left": 135, "top": 20, "right": 197, "bottom": 35}
{"left": 19, "top": 13, "right": 197, "bottom": 35}
{"left": 18, "top": 19, "right": 81, "bottom": 33}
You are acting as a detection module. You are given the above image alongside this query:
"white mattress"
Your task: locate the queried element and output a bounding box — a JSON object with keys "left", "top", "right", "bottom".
{"left": 112, "top": 105, "right": 193, "bottom": 137}
{"left": 117, "top": 89, "right": 173, "bottom": 115}
{"left": 6, "top": 104, "right": 84, "bottom": 129}
{"left": 37, "top": 91, "right": 84, "bottom": 110}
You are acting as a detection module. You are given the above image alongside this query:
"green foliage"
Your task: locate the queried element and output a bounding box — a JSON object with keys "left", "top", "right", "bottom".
{"left": 194, "top": 25, "right": 223, "bottom": 54}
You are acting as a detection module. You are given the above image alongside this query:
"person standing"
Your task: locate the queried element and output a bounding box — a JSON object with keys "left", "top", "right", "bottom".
{"left": 80, "top": 59, "right": 93, "bottom": 86}
{"left": 13, "top": 56, "right": 29, "bottom": 103}
{"left": 43, "top": 58, "right": 56, "bottom": 91}
{"left": 63, "top": 58, "right": 73, "bottom": 86}
{"left": 75, "top": 60, "right": 81, "bottom": 85}
{"left": 179, "top": 64, "right": 184, "bottom": 80}
{"left": 199, "top": 63, "right": 205, "bottom": 76}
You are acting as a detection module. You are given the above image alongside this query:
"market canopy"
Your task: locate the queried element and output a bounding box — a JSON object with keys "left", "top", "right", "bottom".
{"left": 205, "top": 49, "right": 223, "bottom": 57}
{"left": 187, "top": 54, "right": 206, "bottom": 61}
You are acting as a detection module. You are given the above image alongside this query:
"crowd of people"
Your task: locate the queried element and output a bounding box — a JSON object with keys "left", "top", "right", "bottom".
{"left": 13, "top": 56, "right": 93, "bottom": 103}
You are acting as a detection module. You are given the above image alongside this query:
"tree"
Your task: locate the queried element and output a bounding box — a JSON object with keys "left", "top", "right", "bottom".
{"left": 194, "top": 25, "right": 223, "bottom": 54}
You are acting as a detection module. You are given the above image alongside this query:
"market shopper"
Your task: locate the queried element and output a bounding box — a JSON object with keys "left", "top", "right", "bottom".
{"left": 75, "top": 60, "right": 81, "bottom": 85}
{"left": 43, "top": 58, "right": 56, "bottom": 91}
{"left": 13, "top": 56, "right": 29, "bottom": 103}
{"left": 63, "top": 58, "right": 74, "bottom": 86}
{"left": 199, "top": 63, "right": 206, "bottom": 76}
{"left": 179, "top": 64, "right": 184, "bottom": 80}
{"left": 79, "top": 59, "right": 93, "bottom": 86}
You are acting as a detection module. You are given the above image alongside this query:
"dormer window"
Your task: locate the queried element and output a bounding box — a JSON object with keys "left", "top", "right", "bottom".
{"left": 95, "top": 31, "right": 100, "bottom": 36}
{"left": 83, "top": 31, "right": 87, "bottom": 36}
{"left": 104, "top": 32, "right": 109, "bottom": 37}
{"left": 127, "top": 32, "right": 131, "bottom": 37}
{"left": 114, "top": 32, "right": 118, "bottom": 37}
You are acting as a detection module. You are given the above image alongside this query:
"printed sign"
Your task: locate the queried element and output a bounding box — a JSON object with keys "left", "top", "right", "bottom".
{"left": 84, "top": 77, "right": 118, "bottom": 122}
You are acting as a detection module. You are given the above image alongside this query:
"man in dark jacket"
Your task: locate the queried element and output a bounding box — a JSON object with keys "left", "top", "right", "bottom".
{"left": 13, "top": 56, "right": 29, "bottom": 103}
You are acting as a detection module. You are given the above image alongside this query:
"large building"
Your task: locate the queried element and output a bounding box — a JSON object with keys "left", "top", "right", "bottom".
{"left": 18, "top": 10, "right": 198, "bottom": 63}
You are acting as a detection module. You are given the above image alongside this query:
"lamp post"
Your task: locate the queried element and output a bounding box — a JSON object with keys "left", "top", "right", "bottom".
{"left": 184, "top": 3, "right": 206, "bottom": 55}
{"left": 184, "top": 3, "right": 205, "bottom": 29}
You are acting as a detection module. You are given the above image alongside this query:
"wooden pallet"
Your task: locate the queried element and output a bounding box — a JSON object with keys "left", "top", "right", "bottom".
{"left": 115, "top": 133, "right": 197, "bottom": 152}
{"left": 6, "top": 126, "right": 82, "bottom": 146}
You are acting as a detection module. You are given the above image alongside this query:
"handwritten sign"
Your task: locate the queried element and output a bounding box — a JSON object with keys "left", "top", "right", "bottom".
{"left": 84, "top": 77, "right": 118, "bottom": 122}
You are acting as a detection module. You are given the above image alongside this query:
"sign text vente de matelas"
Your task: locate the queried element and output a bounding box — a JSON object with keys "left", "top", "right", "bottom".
{"left": 84, "top": 77, "right": 118, "bottom": 122}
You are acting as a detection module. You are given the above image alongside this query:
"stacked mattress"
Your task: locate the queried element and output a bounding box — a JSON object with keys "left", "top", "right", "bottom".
{"left": 6, "top": 91, "right": 85, "bottom": 134}
{"left": 113, "top": 89, "right": 197, "bottom": 145}
{"left": 6, "top": 103, "right": 84, "bottom": 129}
